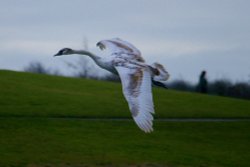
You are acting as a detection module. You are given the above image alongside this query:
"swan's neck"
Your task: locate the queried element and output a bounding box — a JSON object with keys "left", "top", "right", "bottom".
{"left": 72, "top": 50, "right": 103, "bottom": 67}
{"left": 71, "top": 49, "right": 116, "bottom": 74}
{"left": 73, "top": 50, "right": 100, "bottom": 59}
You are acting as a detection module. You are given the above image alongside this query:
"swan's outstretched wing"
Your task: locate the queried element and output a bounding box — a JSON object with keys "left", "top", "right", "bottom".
{"left": 115, "top": 65, "right": 154, "bottom": 133}
{"left": 97, "top": 38, "right": 145, "bottom": 62}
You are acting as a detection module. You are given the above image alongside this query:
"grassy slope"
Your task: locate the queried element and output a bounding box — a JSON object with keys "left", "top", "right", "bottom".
{"left": 0, "top": 70, "right": 250, "bottom": 167}
{"left": 0, "top": 70, "right": 250, "bottom": 118}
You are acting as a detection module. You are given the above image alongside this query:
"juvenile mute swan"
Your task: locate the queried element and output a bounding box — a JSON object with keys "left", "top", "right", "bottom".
{"left": 54, "top": 38, "right": 169, "bottom": 133}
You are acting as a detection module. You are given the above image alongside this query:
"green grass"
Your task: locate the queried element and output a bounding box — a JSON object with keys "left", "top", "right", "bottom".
{"left": 0, "top": 70, "right": 250, "bottom": 167}
{"left": 0, "top": 118, "right": 249, "bottom": 167}
{"left": 0, "top": 70, "right": 250, "bottom": 118}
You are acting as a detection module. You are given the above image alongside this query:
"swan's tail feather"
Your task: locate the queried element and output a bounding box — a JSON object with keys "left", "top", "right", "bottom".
{"left": 151, "top": 62, "right": 170, "bottom": 82}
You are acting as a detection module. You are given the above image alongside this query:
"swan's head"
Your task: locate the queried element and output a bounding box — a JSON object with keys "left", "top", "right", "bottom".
{"left": 54, "top": 48, "right": 73, "bottom": 56}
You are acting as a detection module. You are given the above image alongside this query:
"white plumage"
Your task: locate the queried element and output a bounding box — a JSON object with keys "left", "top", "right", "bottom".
{"left": 115, "top": 66, "right": 154, "bottom": 132}
{"left": 54, "top": 38, "right": 170, "bottom": 133}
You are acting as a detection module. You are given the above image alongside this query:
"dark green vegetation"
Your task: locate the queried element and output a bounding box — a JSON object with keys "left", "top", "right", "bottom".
{"left": 0, "top": 70, "right": 250, "bottom": 167}
{"left": 1, "top": 119, "right": 249, "bottom": 167}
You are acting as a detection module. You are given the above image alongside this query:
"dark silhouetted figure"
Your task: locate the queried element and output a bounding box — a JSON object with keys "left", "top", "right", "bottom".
{"left": 198, "top": 70, "right": 208, "bottom": 93}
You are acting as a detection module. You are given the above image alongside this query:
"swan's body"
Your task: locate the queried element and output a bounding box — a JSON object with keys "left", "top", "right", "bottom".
{"left": 54, "top": 38, "right": 169, "bottom": 133}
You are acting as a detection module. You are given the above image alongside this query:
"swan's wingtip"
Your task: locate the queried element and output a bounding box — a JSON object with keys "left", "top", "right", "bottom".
{"left": 96, "top": 42, "right": 106, "bottom": 50}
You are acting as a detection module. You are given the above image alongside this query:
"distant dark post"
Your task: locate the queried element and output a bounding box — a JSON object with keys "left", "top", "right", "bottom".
{"left": 198, "top": 70, "right": 208, "bottom": 93}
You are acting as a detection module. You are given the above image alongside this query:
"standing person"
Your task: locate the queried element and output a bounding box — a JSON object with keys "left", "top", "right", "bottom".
{"left": 198, "top": 70, "right": 208, "bottom": 93}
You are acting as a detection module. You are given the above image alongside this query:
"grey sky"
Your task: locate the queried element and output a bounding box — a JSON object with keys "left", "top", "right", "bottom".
{"left": 1, "top": 0, "right": 250, "bottom": 83}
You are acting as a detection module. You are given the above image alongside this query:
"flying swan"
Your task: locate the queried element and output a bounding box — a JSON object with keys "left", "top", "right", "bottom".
{"left": 54, "top": 38, "right": 169, "bottom": 133}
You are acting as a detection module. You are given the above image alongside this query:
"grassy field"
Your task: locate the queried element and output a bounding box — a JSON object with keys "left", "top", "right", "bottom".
{"left": 0, "top": 70, "right": 250, "bottom": 118}
{"left": 0, "top": 70, "right": 250, "bottom": 167}
{"left": 0, "top": 119, "right": 249, "bottom": 167}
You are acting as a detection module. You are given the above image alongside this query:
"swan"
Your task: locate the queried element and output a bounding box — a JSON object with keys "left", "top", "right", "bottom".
{"left": 54, "top": 38, "right": 169, "bottom": 133}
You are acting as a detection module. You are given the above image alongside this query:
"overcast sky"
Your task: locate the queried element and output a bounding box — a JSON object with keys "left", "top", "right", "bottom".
{"left": 1, "top": 0, "right": 250, "bottom": 83}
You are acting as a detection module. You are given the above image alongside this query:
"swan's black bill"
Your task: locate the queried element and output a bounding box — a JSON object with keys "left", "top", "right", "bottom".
{"left": 54, "top": 54, "right": 61, "bottom": 57}
{"left": 54, "top": 51, "right": 63, "bottom": 57}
